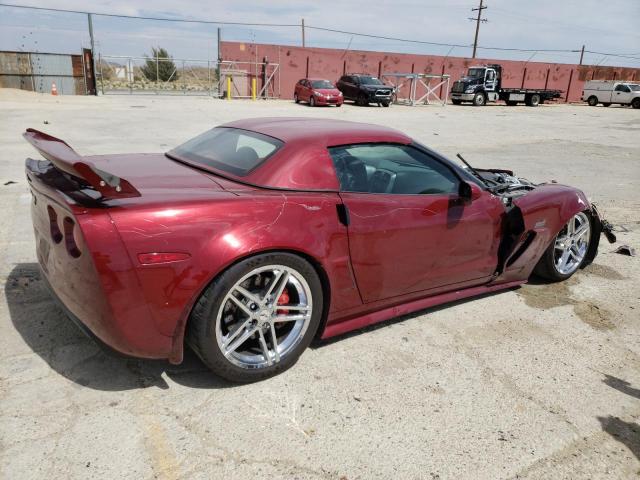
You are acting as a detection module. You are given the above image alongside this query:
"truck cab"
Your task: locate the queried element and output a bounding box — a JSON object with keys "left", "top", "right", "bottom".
{"left": 451, "top": 65, "right": 502, "bottom": 105}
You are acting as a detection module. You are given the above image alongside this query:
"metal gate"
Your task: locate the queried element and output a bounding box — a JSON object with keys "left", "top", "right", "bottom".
{"left": 98, "top": 55, "right": 280, "bottom": 98}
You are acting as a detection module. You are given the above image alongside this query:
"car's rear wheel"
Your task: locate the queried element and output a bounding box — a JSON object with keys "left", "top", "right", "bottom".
{"left": 534, "top": 211, "right": 592, "bottom": 282}
{"left": 187, "top": 252, "right": 323, "bottom": 383}
{"left": 526, "top": 93, "right": 541, "bottom": 107}
{"left": 587, "top": 96, "right": 598, "bottom": 107}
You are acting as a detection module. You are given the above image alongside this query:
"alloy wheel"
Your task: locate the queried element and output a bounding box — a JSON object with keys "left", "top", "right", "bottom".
{"left": 215, "top": 265, "right": 313, "bottom": 369}
{"left": 553, "top": 212, "right": 590, "bottom": 275}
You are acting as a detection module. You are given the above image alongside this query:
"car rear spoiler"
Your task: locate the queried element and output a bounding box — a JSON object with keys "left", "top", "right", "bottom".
{"left": 23, "top": 128, "right": 140, "bottom": 199}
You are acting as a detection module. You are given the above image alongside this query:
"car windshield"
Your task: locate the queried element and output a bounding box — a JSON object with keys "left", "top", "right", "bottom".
{"left": 629, "top": 84, "right": 640, "bottom": 91}
{"left": 168, "top": 127, "right": 283, "bottom": 177}
{"left": 311, "top": 80, "right": 334, "bottom": 89}
{"left": 358, "top": 76, "right": 383, "bottom": 85}
{"left": 467, "top": 68, "right": 485, "bottom": 78}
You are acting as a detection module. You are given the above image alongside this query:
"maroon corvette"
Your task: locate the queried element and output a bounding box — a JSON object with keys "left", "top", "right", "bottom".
{"left": 24, "top": 119, "right": 615, "bottom": 382}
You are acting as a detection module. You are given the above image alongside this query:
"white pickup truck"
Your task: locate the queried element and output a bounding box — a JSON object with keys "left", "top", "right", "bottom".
{"left": 582, "top": 80, "right": 640, "bottom": 109}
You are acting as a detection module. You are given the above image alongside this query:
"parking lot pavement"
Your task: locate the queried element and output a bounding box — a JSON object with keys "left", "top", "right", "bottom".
{"left": 1, "top": 89, "right": 638, "bottom": 480}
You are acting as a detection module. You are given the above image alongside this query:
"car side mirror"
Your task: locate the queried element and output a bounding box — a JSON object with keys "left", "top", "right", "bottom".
{"left": 459, "top": 181, "right": 482, "bottom": 203}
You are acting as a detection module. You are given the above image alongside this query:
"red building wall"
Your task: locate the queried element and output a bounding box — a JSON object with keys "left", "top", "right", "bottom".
{"left": 220, "top": 41, "right": 640, "bottom": 103}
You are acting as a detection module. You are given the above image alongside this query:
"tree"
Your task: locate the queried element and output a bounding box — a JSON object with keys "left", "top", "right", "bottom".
{"left": 141, "top": 47, "right": 178, "bottom": 82}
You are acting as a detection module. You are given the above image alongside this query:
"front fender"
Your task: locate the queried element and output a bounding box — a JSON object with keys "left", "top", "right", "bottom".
{"left": 494, "top": 184, "right": 592, "bottom": 283}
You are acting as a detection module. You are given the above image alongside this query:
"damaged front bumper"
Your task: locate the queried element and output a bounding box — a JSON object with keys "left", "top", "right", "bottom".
{"left": 583, "top": 203, "right": 616, "bottom": 267}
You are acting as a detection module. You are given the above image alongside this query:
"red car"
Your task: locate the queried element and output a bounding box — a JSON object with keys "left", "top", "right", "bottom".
{"left": 294, "top": 78, "right": 343, "bottom": 107}
{"left": 24, "top": 119, "right": 614, "bottom": 382}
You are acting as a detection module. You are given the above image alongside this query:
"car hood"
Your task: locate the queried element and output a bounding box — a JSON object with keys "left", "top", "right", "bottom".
{"left": 456, "top": 77, "right": 483, "bottom": 86}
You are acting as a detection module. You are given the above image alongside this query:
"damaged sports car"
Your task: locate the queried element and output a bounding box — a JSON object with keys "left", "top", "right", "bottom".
{"left": 24, "top": 119, "right": 616, "bottom": 382}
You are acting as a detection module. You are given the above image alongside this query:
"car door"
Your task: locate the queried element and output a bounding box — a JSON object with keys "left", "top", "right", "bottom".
{"left": 614, "top": 83, "right": 632, "bottom": 104}
{"left": 341, "top": 76, "right": 357, "bottom": 99}
{"left": 329, "top": 143, "right": 504, "bottom": 303}
{"left": 303, "top": 79, "right": 313, "bottom": 101}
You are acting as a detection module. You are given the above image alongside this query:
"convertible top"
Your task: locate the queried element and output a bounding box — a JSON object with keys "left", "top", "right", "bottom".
{"left": 222, "top": 117, "right": 412, "bottom": 148}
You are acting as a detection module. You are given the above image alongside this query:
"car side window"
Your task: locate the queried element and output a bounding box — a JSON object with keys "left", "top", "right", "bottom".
{"left": 328, "top": 144, "right": 459, "bottom": 195}
{"left": 615, "top": 84, "right": 630, "bottom": 92}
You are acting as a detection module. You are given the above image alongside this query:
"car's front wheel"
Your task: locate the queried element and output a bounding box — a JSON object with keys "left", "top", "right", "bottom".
{"left": 534, "top": 211, "right": 592, "bottom": 281}
{"left": 187, "top": 253, "right": 323, "bottom": 383}
{"left": 473, "top": 92, "right": 486, "bottom": 106}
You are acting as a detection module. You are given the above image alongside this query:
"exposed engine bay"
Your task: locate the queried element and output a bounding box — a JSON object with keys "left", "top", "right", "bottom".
{"left": 471, "top": 168, "right": 537, "bottom": 205}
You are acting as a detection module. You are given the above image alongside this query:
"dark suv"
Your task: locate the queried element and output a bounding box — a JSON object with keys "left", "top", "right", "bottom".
{"left": 336, "top": 74, "right": 393, "bottom": 107}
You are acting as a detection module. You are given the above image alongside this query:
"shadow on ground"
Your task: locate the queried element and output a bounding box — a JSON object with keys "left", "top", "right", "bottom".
{"left": 599, "top": 374, "right": 640, "bottom": 461}
{"left": 5, "top": 263, "right": 234, "bottom": 391}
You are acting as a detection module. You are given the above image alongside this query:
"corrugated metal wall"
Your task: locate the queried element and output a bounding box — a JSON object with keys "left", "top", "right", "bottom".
{"left": 0, "top": 51, "right": 86, "bottom": 95}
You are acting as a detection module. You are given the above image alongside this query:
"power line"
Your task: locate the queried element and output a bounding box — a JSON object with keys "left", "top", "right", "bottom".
{"left": 0, "top": 2, "right": 300, "bottom": 27}
{"left": 305, "top": 26, "right": 469, "bottom": 48}
{"left": 1, "top": 2, "right": 639, "bottom": 61}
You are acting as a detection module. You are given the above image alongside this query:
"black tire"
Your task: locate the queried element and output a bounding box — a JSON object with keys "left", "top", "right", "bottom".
{"left": 505, "top": 100, "right": 518, "bottom": 106}
{"left": 527, "top": 93, "right": 541, "bottom": 107}
{"left": 451, "top": 99, "right": 462, "bottom": 105}
{"left": 381, "top": 101, "right": 390, "bottom": 107}
{"left": 357, "top": 93, "right": 368, "bottom": 106}
{"left": 602, "top": 103, "right": 611, "bottom": 107}
{"left": 587, "top": 96, "right": 598, "bottom": 107}
{"left": 294, "top": 93, "right": 299, "bottom": 104}
{"left": 309, "top": 96, "right": 316, "bottom": 107}
{"left": 632, "top": 98, "right": 640, "bottom": 109}
{"left": 533, "top": 211, "right": 593, "bottom": 282}
{"left": 187, "top": 252, "right": 324, "bottom": 383}
{"left": 472, "top": 92, "right": 486, "bottom": 106}
{"left": 336, "top": 103, "right": 342, "bottom": 107}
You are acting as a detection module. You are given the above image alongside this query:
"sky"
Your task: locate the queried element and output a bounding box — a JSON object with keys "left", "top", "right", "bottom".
{"left": 1, "top": 0, "right": 639, "bottom": 67}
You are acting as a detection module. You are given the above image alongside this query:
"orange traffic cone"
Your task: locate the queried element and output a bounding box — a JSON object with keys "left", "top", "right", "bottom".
{"left": 51, "top": 82, "right": 58, "bottom": 95}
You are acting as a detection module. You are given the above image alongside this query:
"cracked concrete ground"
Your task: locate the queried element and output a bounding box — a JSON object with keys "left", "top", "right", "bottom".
{"left": 0, "top": 89, "right": 638, "bottom": 479}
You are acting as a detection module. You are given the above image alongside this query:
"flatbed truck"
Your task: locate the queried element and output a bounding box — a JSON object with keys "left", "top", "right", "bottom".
{"left": 450, "top": 64, "right": 563, "bottom": 107}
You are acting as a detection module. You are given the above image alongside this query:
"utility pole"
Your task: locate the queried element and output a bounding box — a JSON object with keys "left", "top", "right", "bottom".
{"left": 579, "top": 44, "right": 585, "bottom": 65}
{"left": 470, "top": 0, "right": 487, "bottom": 59}
{"left": 87, "top": 13, "right": 97, "bottom": 95}
{"left": 301, "top": 18, "right": 306, "bottom": 48}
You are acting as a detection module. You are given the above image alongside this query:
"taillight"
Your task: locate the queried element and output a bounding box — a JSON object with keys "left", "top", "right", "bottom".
{"left": 47, "top": 206, "right": 63, "bottom": 244}
{"left": 63, "top": 217, "right": 81, "bottom": 258}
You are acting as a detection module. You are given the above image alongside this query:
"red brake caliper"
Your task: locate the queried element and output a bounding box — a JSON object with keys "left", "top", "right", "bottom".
{"left": 276, "top": 288, "right": 290, "bottom": 315}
